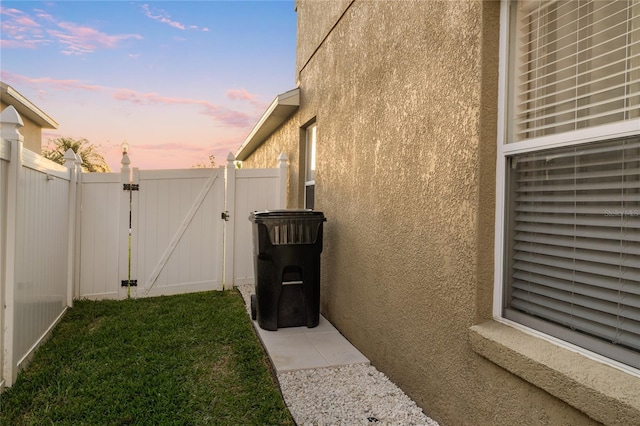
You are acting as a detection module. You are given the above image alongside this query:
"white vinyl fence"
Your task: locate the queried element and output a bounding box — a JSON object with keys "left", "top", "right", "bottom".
{"left": 1, "top": 106, "right": 81, "bottom": 390}
{"left": 1, "top": 106, "right": 288, "bottom": 389}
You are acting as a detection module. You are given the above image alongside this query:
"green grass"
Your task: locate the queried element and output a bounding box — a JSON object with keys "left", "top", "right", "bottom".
{"left": 0, "top": 291, "right": 294, "bottom": 426}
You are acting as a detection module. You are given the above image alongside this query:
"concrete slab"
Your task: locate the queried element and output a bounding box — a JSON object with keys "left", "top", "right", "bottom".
{"left": 252, "top": 315, "right": 369, "bottom": 373}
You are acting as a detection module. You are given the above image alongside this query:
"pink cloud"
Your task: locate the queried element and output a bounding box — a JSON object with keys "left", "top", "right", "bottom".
{"left": 0, "top": 39, "right": 39, "bottom": 49}
{"left": 141, "top": 4, "right": 183, "bottom": 30}
{"left": 49, "top": 22, "right": 142, "bottom": 55}
{"left": 112, "top": 89, "right": 206, "bottom": 107}
{"left": 133, "top": 142, "right": 211, "bottom": 153}
{"left": 0, "top": 5, "right": 142, "bottom": 56}
{"left": 225, "top": 88, "right": 267, "bottom": 110}
{"left": 226, "top": 89, "right": 254, "bottom": 101}
{"left": 0, "top": 7, "right": 35, "bottom": 21}
{"left": 200, "top": 107, "right": 252, "bottom": 127}
{"left": 0, "top": 71, "right": 102, "bottom": 92}
{"left": 3, "top": 71, "right": 254, "bottom": 128}
{"left": 15, "top": 15, "right": 39, "bottom": 27}
{"left": 141, "top": 4, "right": 208, "bottom": 32}
{"left": 141, "top": 4, "right": 185, "bottom": 30}
{"left": 112, "top": 88, "right": 252, "bottom": 127}
{"left": 34, "top": 10, "right": 56, "bottom": 23}
{"left": 0, "top": 6, "right": 50, "bottom": 48}
{"left": 110, "top": 142, "right": 229, "bottom": 170}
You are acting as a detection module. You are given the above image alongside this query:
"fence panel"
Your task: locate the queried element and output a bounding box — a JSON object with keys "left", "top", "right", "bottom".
{"left": 13, "top": 150, "right": 70, "bottom": 372}
{"left": 1, "top": 139, "right": 8, "bottom": 390}
{"left": 224, "top": 153, "right": 288, "bottom": 286}
{"left": 232, "top": 168, "right": 285, "bottom": 284}
{"left": 1, "top": 106, "right": 74, "bottom": 387}
{"left": 77, "top": 173, "right": 123, "bottom": 299}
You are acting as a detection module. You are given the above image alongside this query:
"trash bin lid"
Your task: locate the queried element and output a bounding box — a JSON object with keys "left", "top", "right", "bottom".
{"left": 249, "top": 209, "right": 326, "bottom": 245}
{"left": 249, "top": 209, "right": 326, "bottom": 222}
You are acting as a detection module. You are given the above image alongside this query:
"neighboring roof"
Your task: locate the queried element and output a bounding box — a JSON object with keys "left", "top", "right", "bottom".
{"left": 235, "top": 88, "right": 299, "bottom": 161}
{"left": 0, "top": 81, "right": 58, "bottom": 129}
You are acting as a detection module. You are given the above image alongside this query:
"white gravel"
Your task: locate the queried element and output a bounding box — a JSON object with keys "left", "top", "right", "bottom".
{"left": 236, "top": 284, "right": 439, "bottom": 426}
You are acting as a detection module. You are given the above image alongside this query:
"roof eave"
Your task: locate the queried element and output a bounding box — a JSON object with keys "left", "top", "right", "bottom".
{"left": 0, "top": 82, "right": 59, "bottom": 129}
{"left": 235, "top": 88, "right": 299, "bottom": 161}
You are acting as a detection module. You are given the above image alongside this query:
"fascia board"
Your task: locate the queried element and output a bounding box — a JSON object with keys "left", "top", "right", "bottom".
{"left": 0, "top": 82, "right": 59, "bottom": 129}
{"left": 235, "top": 88, "right": 299, "bottom": 161}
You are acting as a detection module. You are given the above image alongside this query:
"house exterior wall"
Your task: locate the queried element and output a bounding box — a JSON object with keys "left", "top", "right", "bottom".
{"left": 240, "top": 119, "right": 303, "bottom": 209}
{"left": 0, "top": 100, "right": 44, "bottom": 154}
{"left": 242, "top": 1, "right": 628, "bottom": 424}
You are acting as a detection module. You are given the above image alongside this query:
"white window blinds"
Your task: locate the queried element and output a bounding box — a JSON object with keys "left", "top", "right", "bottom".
{"left": 511, "top": 0, "right": 640, "bottom": 142}
{"left": 505, "top": 138, "right": 640, "bottom": 368}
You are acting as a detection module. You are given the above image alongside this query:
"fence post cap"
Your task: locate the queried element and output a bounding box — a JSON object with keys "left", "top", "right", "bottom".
{"left": 278, "top": 152, "right": 288, "bottom": 166}
{"left": 63, "top": 148, "right": 77, "bottom": 161}
{"left": 0, "top": 105, "right": 24, "bottom": 127}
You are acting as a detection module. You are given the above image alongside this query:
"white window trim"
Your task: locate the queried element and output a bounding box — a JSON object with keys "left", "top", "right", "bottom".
{"left": 304, "top": 122, "right": 317, "bottom": 208}
{"left": 492, "top": 0, "right": 640, "bottom": 378}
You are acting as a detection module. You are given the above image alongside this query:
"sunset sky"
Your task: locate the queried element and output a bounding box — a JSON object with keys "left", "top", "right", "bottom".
{"left": 0, "top": 0, "right": 297, "bottom": 170}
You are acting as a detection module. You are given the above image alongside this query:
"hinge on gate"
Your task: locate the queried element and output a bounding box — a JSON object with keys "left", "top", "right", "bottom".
{"left": 221, "top": 211, "right": 230, "bottom": 221}
{"left": 123, "top": 183, "right": 139, "bottom": 191}
{"left": 121, "top": 280, "right": 138, "bottom": 287}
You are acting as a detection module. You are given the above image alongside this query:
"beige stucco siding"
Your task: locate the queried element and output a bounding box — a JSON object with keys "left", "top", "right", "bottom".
{"left": 295, "top": 2, "right": 597, "bottom": 424}
{"left": 295, "top": 0, "right": 351, "bottom": 82}
{"left": 242, "top": 1, "right": 615, "bottom": 424}
{"left": 239, "top": 118, "right": 303, "bottom": 209}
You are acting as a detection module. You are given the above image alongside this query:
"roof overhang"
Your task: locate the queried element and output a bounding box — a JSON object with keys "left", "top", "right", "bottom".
{"left": 235, "top": 88, "right": 299, "bottom": 161}
{"left": 0, "top": 82, "right": 58, "bottom": 129}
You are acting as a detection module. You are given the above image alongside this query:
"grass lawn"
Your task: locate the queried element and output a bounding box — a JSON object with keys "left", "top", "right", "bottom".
{"left": 0, "top": 290, "right": 294, "bottom": 425}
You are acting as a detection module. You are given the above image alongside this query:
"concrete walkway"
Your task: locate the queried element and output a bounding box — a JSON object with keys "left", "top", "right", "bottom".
{"left": 236, "top": 284, "right": 439, "bottom": 426}
{"left": 236, "top": 284, "right": 368, "bottom": 372}
{"left": 250, "top": 314, "right": 370, "bottom": 373}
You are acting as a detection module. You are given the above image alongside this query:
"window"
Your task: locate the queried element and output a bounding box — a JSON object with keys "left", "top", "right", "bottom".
{"left": 498, "top": 0, "right": 640, "bottom": 370}
{"left": 305, "top": 123, "right": 316, "bottom": 209}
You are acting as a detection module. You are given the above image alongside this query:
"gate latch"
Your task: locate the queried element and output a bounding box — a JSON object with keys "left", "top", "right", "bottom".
{"left": 221, "top": 211, "right": 230, "bottom": 221}
{"left": 123, "top": 183, "right": 139, "bottom": 191}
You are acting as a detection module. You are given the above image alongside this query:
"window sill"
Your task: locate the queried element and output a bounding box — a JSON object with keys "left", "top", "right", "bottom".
{"left": 469, "top": 320, "right": 640, "bottom": 426}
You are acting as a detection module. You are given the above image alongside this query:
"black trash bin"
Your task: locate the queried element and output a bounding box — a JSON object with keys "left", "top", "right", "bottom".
{"left": 249, "top": 209, "right": 326, "bottom": 331}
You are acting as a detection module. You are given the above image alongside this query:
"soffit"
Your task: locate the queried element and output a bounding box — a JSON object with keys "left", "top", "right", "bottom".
{"left": 235, "top": 88, "right": 299, "bottom": 161}
{"left": 0, "top": 82, "right": 59, "bottom": 129}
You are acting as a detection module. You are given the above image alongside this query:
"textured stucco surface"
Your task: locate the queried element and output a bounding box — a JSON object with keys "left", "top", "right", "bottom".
{"left": 295, "top": 0, "right": 351, "bottom": 80}
{"left": 239, "top": 118, "right": 303, "bottom": 209}
{"left": 471, "top": 321, "right": 640, "bottom": 426}
{"left": 241, "top": 1, "right": 627, "bottom": 424}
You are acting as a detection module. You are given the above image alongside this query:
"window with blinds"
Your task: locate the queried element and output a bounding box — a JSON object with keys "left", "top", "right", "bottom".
{"left": 505, "top": 137, "right": 640, "bottom": 368}
{"left": 502, "top": 0, "right": 640, "bottom": 369}
{"left": 510, "top": 0, "right": 640, "bottom": 142}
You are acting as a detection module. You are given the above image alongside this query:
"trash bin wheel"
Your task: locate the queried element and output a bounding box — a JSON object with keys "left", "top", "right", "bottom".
{"left": 250, "top": 294, "right": 257, "bottom": 320}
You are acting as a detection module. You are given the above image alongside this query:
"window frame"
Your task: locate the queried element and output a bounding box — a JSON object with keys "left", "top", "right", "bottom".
{"left": 304, "top": 122, "right": 317, "bottom": 210}
{"left": 493, "top": 0, "right": 640, "bottom": 376}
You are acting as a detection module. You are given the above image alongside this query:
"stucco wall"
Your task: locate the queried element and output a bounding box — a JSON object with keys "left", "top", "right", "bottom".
{"left": 295, "top": 0, "right": 351, "bottom": 79}
{"left": 239, "top": 118, "right": 303, "bottom": 209}
{"left": 243, "top": 1, "right": 605, "bottom": 424}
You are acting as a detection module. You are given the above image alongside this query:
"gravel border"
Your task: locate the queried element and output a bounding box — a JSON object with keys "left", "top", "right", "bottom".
{"left": 236, "top": 284, "right": 439, "bottom": 426}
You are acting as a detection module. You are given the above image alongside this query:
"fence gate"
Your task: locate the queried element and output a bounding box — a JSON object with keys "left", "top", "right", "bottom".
{"left": 131, "top": 168, "right": 225, "bottom": 297}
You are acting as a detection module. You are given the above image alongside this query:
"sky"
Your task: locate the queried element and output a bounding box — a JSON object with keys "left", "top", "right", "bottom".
{"left": 0, "top": 0, "right": 297, "bottom": 170}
